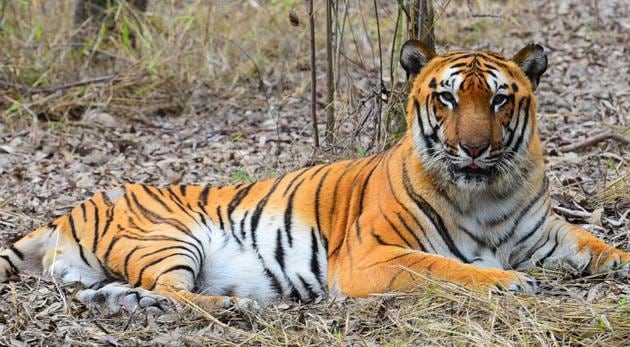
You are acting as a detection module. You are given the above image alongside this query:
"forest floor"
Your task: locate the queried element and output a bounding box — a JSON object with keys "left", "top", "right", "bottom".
{"left": 0, "top": 0, "right": 629, "bottom": 345}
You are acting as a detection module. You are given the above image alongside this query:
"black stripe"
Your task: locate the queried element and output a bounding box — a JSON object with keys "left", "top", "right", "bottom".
{"left": 80, "top": 203, "right": 87, "bottom": 222}
{"left": 382, "top": 211, "right": 413, "bottom": 248}
{"left": 129, "top": 192, "right": 194, "bottom": 237}
{"left": 511, "top": 97, "right": 531, "bottom": 152}
{"left": 216, "top": 206, "right": 225, "bottom": 230}
{"left": 297, "top": 274, "right": 317, "bottom": 300}
{"left": 329, "top": 158, "right": 376, "bottom": 225}
{"left": 314, "top": 168, "right": 332, "bottom": 236}
{"left": 284, "top": 180, "right": 306, "bottom": 247}
{"left": 0, "top": 255, "right": 18, "bottom": 274}
{"left": 371, "top": 230, "right": 403, "bottom": 247}
{"left": 250, "top": 178, "right": 283, "bottom": 242}
{"left": 67, "top": 214, "right": 91, "bottom": 266}
{"left": 402, "top": 161, "right": 469, "bottom": 263}
{"left": 397, "top": 212, "right": 434, "bottom": 252}
{"left": 149, "top": 264, "right": 196, "bottom": 290}
{"left": 103, "top": 234, "right": 122, "bottom": 265}
{"left": 282, "top": 167, "right": 310, "bottom": 196}
{"left": 140, "top": 245, "right": 200, "bottom": 267}
{"left": 124, "top": 246, "right": 140, "bottom": 279}
{"left": 512, "top": 222, "right": 558, "bottom": 268}
{"left": 240, "top": 210, "right": 249, "bottom": 242}
{"left": 275, "top": 228, "right": 285, "bottom": 270}
{"left": 504, "top": 98, "right": 524, "bottom": 147}
{"left": 491, "top": 178, "right": 548, "bottom": 249}
{"left": 118, "top": 233, "right": 203, "bottom": 267}
{"left": 309, "top": 228, "right": 324, "bottom": 289}
{"left": 100, "top": 205, "right": 115, "bottom": 239}
{"left": 166, "top": 187, "right": 189, "bottom": 209}
{"left": 141, "top": 185, "right": 173, "bottom": 213}
{"left": 198, "top": 186, "right": 211, "bottom": 213}
{"left": 459, "top": 225, "right": 486, "bottom": 247}
{"left": 8, "top": 245, "right": 24, "bottom": 261}
{"left": 384, "top": 159, "right": 431, "bottom": 252}
{"left": 414, "top": 100, "right": 434, "bottom": 153}
{"left": 89, "top": 200, "right": 100, "bottom": 253}
{"left": 264, "top": 267, "right": 284, "bottom": 296}
{"left": 362, "top": 251, "right": 418, "bottom": 269}
{"left": 309, "top": 163, "right": 332, "bottom": 179}
{"left": 534, "top": 229, "right": 560, "bottom": 267}
{"left": 134, "top": 252, "right": 195, "bottom": 287}
{"left": 514, "top": 213, "right": 548, "bottom": 246}
{"left": 355, "top": 159, "right": 381, "bottom": 241}
{"left": 227, "top": 183, "right": 255, "bottom": 232}
{"left": 179, "top": 185, "right": 187, "bottom": 197}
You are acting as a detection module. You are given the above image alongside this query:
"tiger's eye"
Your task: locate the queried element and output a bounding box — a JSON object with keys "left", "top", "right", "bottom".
{"left": 492, "top": 94, "right": 508, "bottom": 110}
{"left": 438, "top": 92, "right": 456, "bottom": 107}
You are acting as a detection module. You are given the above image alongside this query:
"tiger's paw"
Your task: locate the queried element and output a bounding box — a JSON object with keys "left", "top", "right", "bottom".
{"left": 474, "top": 269, "right": 539, "bottom": 295}
{"left": 229, "top": 297, "right": 261, "bottom": 310}
{"left": 77, "top": 282, "right": 170, "bottom": 314}
{"left": 587, "top": 250, "right": 630, "bottom": 278}
{"left": 194, "top": 295, "right": 261, "bottom": 311}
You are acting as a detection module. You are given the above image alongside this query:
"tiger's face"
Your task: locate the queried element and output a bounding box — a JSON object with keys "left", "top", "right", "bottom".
{"left": 400, "top": 41, "right": 548, "bottom": 191}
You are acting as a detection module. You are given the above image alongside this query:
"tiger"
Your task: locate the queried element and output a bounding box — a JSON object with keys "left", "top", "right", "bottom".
{"left": 1, "top": 40, "right": 628, "bottom": 312}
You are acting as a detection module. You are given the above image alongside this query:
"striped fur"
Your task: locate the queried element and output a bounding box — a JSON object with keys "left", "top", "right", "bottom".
{"left": 1, "top": 43, "right": 628, "bottom": 311}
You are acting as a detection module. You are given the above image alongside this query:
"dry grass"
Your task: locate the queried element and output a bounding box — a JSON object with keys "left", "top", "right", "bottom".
{"left": 1, "top": 0, "right": 629, "bottom": 346}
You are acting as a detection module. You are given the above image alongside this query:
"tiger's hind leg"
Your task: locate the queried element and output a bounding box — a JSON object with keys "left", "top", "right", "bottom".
{"left": 0, "top": 221, "right": 111, "bottom": 289}
{"left": 0, "top": 224, "right": 60, "bottom": 282}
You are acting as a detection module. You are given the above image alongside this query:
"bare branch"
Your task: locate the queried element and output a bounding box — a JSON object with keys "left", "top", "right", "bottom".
{"left": 558, "top": 131, "right": 630, "bottom": 152}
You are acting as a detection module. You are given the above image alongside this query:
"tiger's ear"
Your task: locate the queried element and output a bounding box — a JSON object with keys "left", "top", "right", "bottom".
{"left": 512, "top": 44, "right": 548, "bottom": 90}
{"left": 400, "top": 39, "right": 436, "bottom": 78}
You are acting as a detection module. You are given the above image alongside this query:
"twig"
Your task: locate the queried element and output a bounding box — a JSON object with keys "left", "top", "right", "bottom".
{"left": 0, "top": 75, "right": 115, "bottom": 96}
{"left": 308, "top": 0, "right": 319, "bottom": 147}
{"left": 553, "top": 206, "right": 591, "bottom": 218}
{"left": 558, "top": 131, "right": 630, "bottom": 152}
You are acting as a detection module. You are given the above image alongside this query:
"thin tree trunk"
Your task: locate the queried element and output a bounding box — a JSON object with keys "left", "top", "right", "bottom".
{"left": 410, "top": 0, "right": 434, "bottom": 50}
{"left": 324, "top": 0, "right": 335, "bottom": 145}
{"left": 308, "top": 0, "right": 319, "bottom": 147}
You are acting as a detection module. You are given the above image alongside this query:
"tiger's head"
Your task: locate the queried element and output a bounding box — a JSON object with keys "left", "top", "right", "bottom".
{"left": 400, "top": 41, "right": 548, "bottom": 191}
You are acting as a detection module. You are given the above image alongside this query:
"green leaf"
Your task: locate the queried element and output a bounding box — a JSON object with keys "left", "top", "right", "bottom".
{"left": 121, "top": 22, "right": 131, "bottom": 50}
{"left": 356, "top": 146, "right": 366, "bottom": 157}
{"left": 620, "top": 296, "right": 628, "bottom": 310}
{"left": 34, "top": 25, "right": 43, "bottom": 41}
{"left": 231, "top": 170, "right": 255, "bottom": 185}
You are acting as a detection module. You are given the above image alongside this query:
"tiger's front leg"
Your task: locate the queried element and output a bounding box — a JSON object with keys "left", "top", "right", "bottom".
{"left": 513, "top": 216, "right": 630, "bottom": 277}
{"left": 333, "top": 244, "right": 538, "bottom": 297}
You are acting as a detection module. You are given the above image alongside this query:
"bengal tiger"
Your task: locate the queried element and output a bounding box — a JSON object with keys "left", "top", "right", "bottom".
{"left": 1, "top": 41, "right": 628, "bottom": 312}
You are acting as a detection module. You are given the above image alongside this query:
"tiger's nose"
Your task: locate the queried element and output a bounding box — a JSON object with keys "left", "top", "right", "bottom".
{"left": 461, "top": 142, "right": 490, "bottom": 158}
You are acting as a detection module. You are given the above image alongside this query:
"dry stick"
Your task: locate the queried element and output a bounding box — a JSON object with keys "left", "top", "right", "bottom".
{"left": 0, "top": 75, "right": 114, "bottom": 96}
{"left": 324, "top": 0, "right": 335, "bottom": 145}
{"left": 558, "top": 131, "right": 630, "bottom": 152}
{"left": 308, "top": 0, "right": 319, "bottom": 147}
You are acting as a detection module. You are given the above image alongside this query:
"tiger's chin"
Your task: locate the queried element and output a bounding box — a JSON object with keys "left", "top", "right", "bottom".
{"left": 447, "top": 164, "right": 499, "bottom": 190}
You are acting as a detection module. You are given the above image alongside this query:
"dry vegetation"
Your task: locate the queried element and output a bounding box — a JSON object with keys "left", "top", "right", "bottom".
{"left": 0, "top": 0, "right": 629, "bottom": 345}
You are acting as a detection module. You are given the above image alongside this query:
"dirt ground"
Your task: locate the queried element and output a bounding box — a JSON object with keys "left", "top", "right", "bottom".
{"left": 0, "top": 0, "right": 629, "bottom": 345}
